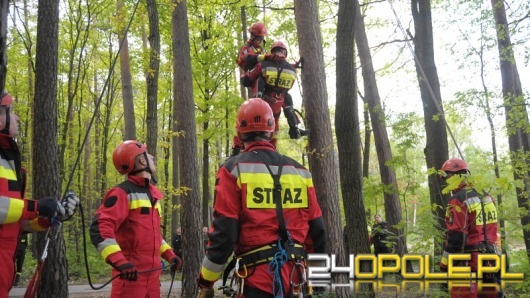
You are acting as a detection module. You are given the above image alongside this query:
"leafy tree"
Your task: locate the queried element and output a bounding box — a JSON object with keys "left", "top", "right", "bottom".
{"left": 354, "top": 0, "right": 407, "bottom": 256}
{"left": 490, "top": 0, "right": 530, "bottom": 258}
{"left": 294, "top": 1, "right": 349, "bottom": 295}
{"left": 172, "top": 0, "right": 202, "bottom": 296}
{"left": 410, "top": 0, "right": 450, "bottom": 259}
{"left": 336, "top": 0, "right": 371, "bottom": 257}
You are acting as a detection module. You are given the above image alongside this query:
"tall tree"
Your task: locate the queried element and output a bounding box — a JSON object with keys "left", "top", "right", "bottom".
{"left": 293, "top": 0, "right": 348, "bottom": 294}
{"left": 172, "top": 0, "right": 201, "bottom": 296}
{"left": 145, "top": 0, "right": 159, "bottom": 156}
{"left": 490, "top": 0, "right": 530, "bottom": 258}
{"left": 33, "top": 0, "right": 67, "bottom": 296}
{"left": 336, "top": 0, "right": 370, "bottom": 256}
{"left": 117, "top": 0, "right": 136, "bottom": 140}
{"left": 353, "top": 0, "right": 407, "bottom": 255}
{"left": 0, "top": 0, "right": 7, "bottom": 91}
{"left": 411, "top": 0, "right": 449, "bottom": 257}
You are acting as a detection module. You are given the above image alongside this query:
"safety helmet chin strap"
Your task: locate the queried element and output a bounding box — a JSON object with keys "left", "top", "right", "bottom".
{"left": 0, "top": 106, "right": 11, "bottom": 135}
{"left": 128, "top": 152, "right": 153, "bottom": 176}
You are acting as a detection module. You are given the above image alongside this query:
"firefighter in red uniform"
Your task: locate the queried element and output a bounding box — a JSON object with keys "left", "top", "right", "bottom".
{"left": 90, "top": 140, "right": 182, "bottom": 298}
{"left": 0, "top": 91, "right": 79, "bottom": 297}
{"left": 237, "top": 22, "right": 268, "bottom": 74}
{"left": 439, "top": 158, "right": 500, "bottom": 298}
{"left": 197, "top": 98, "right": 327, "bottom": 298}
{"left": 240, "top": 40, "right": 307, "bottom": 148}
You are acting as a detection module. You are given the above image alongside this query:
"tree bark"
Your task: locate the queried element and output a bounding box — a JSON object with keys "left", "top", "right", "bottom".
{"left": 172, "top": 0, "right": 202, "bottom": 296}
{"left": 411, "top": 0, "right": 449, "bottom": 258}
{"left": 490, "top": 0, "right": 530, "bottom": 258}
{"left": 353, "top": 0, "right": 406, "bottom": 256}
{"left": 336, "top": 0, "right": 371, "bottom": 257}
{"left": 117, "top": 0, "right": 136, "bottom": 140}
{"left": 294, "top": 0, "right": 348, "bottom": 294}
{"left": 33, "top": 0, "right": 67, "bottom": 296}
{"left": 0, "top": 0, "right": 7, "bottom": 91}
{"left": 145, "top": 0, "right": 159, "bottom": 156}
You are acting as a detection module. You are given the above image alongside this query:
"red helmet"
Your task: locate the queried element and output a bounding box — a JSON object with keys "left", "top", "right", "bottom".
{"left": 441, "top": 158, "right": 469, "bottom": 174}
{"left": 271, "top": 40, "right": 287, "bottom": 52}
{"left": 112, "top": 140, "right": 147, "bottom": 175}
{"left": 249, "top": 22, "right": 267, "bottom": 37}
{"left": 1, "top": 91, "right": 13, "bottom": 106}
{"left": 236, "top": 98, "right": 275, "bottom": 134}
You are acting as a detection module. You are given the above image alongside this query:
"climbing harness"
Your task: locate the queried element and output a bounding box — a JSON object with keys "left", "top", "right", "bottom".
{"left": 219, "top": 152, "right": 310, "bottom": 298}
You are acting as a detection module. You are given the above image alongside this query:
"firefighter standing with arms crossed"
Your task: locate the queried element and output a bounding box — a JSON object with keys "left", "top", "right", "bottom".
{"left": 197, "top": 98, "right": 327, "bottom": 298}
{"left": 439, "top": 158, "right": 501, "bottom": 298}
{"left": 0, "top": 91, "right": 79, "bottom": 297}
{"left": 90, "top": 140, "right": 182, "bottom": 298}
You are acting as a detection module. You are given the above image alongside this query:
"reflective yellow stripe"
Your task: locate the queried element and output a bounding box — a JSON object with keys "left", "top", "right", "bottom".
{"left": 155, "top": 203, "right": 162, "bottom": 218}
{"left": 160, "top": 241, "right": 171, "bottom": 254}
{"left": 6, "top": 199, "right": 24, "bottom": 223}
{"left": 129, "top": 198, "right": 151, "bottom": 209}
{"left": 0, "top": 164, "right": 17, "bottom": 180}
{"left": 200, "top": 266, "right": 222, "bottom": 282}
{"left": 101, "top": 244, "right": 121, "bottom": 260}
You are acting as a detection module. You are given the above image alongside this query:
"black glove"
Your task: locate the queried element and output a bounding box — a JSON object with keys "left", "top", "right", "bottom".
{"left": 170, "top": 256, "right": 183, "bottom": 276}
{"left": 289, "top": 127, "right": 301, "bottom": 139}
{"left": 112, "top": 260, "right": 138, "bottom": 281}
{"left": 295, "top": 57, "right": 304, "bottom": 69}
{"left": 37, "top": 197, "right": 64, "bottom": 220}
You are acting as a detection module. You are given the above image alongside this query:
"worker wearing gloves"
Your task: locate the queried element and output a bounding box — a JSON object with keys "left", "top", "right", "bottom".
{"left": 0, "top": 91, "right": 79, "bottom": 297}
{"left": 90, "top": 140, "right": 181, "bottom": 298}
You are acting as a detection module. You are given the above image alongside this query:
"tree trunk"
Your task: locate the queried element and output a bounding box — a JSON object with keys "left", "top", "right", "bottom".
{"left": 145, "top": 0, "right": 159, "bottom": 156}
{"left": 172, "top": 0, "right": 202, "bottom": 296}
{"left": 0, "top": 0, "right": 7, "bottom": 91}
{"left": 336, "top": 0, "right": 371, "bottom": 257}
{"left": 202, "top": 120, "right": 210, "bottom": 227}
{"left": 490, "top": 0, "right": 530, "bottom": 258}
{"left": 33, "top": 0, "right": 67, "bottom": 296}
{"left": 411, "top": 0, "right": 449, "bottom": 258}
{"left": 293, "top": 0, "right": 348, "bottom": 294}
{"left": 353, "top": 0, "right": 406, "bottom": 256}
{"left": 117, "top": 0, "right": 136, "bottom": 140}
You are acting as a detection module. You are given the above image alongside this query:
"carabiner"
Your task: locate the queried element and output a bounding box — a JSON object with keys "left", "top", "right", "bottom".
{"left": 235, "top": 258, "right": 248, "bottom": 279}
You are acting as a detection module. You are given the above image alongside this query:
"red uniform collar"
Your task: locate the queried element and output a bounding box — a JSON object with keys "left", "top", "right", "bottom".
{"left": 127, "top": 175, "right": 151, "bottom": 188}
{"left": 242, "top": 140, "right": 275, "bottom": 152}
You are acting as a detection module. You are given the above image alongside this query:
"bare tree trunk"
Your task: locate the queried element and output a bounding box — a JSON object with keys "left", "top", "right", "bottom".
{"left": 172, "top": 0, "right": 202, "bottom": 296}
{"left": 239, "top": 7, "right": 249, "bottom": 99}
{"left": 293, "top": 1, "right": 348, "bottom": 295}
{"left": 0, "top": 0, "right": 7, "bottom": 91}
{"left": 336, "top": 0, "right": 371, "bottom": 257}
{"left": 33, "top": 0, "right": 67, "bottom": 296}
{"left": 145, "top": 0, "right": 159, "bottom": 156}
{"left": 202, "top": 120, "right": 210, "bottom": 227}
{"left": 353, "top": 0, "right": 406, "bottom": 256}
{"left": 411, "top": 0, "right": 449, "bottom": 258}
{"left": 490, "top": 0, "right": 530, "bottom": 259}
{"left": 117, "top": 0, "right": 136, "bottom": 140}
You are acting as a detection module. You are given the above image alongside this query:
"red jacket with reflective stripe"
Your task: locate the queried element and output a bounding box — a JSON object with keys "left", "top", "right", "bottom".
{"left": 0, "top": 136, "right": 43, "bottom": 294}
{"left": 200, "top": 141, "right": 327, "bottom": 294}
{"left": 90, "top": 176, "right": 175, "bottom": 280}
